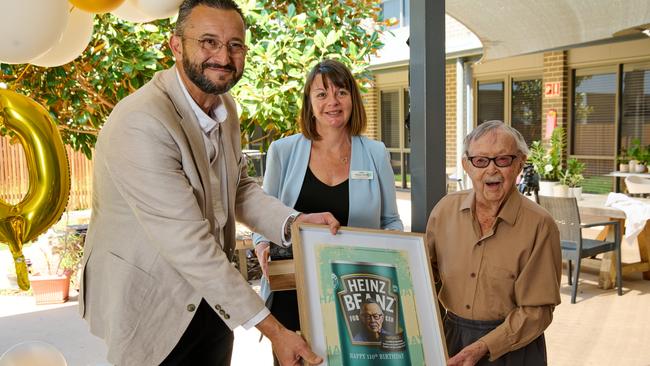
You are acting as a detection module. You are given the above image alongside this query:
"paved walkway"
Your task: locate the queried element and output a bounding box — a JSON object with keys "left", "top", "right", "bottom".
{"left": 2, "top": 191, "right": 650, "bottom": 365}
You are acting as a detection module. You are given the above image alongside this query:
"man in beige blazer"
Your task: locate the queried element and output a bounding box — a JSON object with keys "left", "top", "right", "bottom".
{"left": 79, "top": 1, "right": 337, "bottom": 365}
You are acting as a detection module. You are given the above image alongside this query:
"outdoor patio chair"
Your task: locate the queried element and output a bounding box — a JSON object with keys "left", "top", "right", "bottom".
{"left": 624, "top": 175, "right": 650, "bottom": 197}
{"left": 538, "top": 195, "right": 623, "bottom": 304}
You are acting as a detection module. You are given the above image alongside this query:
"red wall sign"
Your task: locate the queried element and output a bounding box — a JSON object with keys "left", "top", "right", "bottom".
{"left": 544, "top": 82, "right": 561, "bottom": 97}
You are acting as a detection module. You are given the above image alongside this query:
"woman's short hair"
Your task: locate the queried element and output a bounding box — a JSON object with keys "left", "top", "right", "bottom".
{"left": 299, "top": 59, "right": 367, "bottom": 140}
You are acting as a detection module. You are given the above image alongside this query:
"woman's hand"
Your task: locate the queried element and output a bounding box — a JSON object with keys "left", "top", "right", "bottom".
{"left": 255, "top": 241, "right": 271, "bottom": 279}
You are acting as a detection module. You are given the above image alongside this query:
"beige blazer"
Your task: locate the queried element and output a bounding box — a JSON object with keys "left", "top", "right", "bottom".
{"left": 78, "top": 67, "right": 294, "bottom": 366}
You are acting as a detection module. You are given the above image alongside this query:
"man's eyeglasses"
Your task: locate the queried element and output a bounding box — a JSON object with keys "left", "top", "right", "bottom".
{"left": 466, "top": 155, "right": 518, "bottom": 168}
{"left": 361, "top": 313, "right": 383, "bottom": 321}
{"left": 183, "top": 37, "right": 248, "bottom": 56}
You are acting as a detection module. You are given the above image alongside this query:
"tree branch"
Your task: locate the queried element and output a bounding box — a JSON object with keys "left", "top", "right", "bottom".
{"left": 74, "top": 74, "right": 115, "bottom": 110}
{"left": 57, "top": 125, "right": 98, "bottom": 136}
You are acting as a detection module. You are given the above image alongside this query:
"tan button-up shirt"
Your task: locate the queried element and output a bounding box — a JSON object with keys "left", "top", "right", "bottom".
{"left": 425, "top": 189, "right": 562, "bottom": 360}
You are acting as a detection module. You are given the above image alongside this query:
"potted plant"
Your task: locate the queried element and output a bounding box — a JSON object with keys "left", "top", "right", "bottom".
{"left": 28, "top": 229, "right": 84, "bottom": 305}
{"left": 565, "top": 158, "right": 586, "bottom": 200}
{"left": 529, "top": 127, "right": 565, "bottom": 196}
{"left": 618, "top": 148, "right": 630, "bottom": 172}
{"left": 626, "top": 139, "right": 645, "bottom": 172}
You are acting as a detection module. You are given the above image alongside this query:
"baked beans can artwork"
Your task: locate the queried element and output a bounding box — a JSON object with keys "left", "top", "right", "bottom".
{"left": 316, "top": 246, "right": 426, "bottom": 365}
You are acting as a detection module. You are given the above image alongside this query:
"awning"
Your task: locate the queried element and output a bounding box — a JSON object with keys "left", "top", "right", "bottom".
{"left": 447, "top": 0, "right": 650, "bottom": 61}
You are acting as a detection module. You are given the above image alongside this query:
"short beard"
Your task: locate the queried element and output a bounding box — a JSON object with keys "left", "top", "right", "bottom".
{"left": 183, "top": 57, "right": 242, "bottom": 95}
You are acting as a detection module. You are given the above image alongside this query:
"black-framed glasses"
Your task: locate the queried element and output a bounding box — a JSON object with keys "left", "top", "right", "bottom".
{"left": 361, "top": 313, "right": 384, "bottom": 321}
{"left": 183, "top": 36, "right": 248, "bottom": 55}
{"left": 467, "top": 155, "right": 518, "bottom": 168}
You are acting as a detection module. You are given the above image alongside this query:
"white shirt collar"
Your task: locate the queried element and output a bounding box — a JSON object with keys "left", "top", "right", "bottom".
{"left": 176, "top": 70, "right": 228, "bottom": 134}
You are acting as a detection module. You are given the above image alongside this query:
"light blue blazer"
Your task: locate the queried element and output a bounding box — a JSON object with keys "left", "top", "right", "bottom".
{"left": 253, "top": 133, "right": 403, "bottom": 301}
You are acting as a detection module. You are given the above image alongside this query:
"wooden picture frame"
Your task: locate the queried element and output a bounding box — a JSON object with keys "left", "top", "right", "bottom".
{"left": 293, "top": 223, "right": 447, "bottom": 365}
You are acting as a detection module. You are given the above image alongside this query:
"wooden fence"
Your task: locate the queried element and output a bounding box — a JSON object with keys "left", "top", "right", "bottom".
{"left": 0, "top": 135, "right": 93, "bottom": 210}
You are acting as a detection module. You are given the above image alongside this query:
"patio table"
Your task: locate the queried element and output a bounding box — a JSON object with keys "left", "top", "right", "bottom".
{"left": 578, "top": 194, "right": 650, "bottom": 289}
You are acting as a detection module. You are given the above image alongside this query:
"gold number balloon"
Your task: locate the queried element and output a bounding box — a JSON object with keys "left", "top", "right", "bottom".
{"left": 0, "top": 90, "right": 70, "bottom": 290}
{"left": 69, "top": 0, "right": 126, "bottom": 14}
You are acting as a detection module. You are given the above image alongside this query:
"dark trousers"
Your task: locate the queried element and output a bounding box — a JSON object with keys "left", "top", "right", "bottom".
{"left": 160, "top": 299, "right": 234, "bottom": 366}
{"left": 444, "top": 312, "right": 547, "bottom": 366}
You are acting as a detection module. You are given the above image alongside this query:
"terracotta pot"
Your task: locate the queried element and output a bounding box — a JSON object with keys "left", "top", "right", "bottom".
{"left": 619, "top": 163, "right": 629, "bottom": 172}
{"left": 29, "top": 274, "right": 70, "bottom": 305}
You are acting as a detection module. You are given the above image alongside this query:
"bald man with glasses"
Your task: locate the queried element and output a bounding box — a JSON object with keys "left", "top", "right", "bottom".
{"left": 425, "top": 120, "right": 562, "bottom": 366}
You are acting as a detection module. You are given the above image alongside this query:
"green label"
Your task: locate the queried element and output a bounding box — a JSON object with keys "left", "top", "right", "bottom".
{"left": 331, "top": 261, "right": 411, "bottom": 365}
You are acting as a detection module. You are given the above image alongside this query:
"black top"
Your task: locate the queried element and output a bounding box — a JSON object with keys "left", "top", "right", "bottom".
{"left": 270, "top": 166, "right": 349, "bottom": 261}
{"left": 294, "top": 166, "right": 350, "bottom": 226}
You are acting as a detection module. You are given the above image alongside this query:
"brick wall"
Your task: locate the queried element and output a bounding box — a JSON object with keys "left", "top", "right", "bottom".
{"left": 446, "top": 62, "right": 457, "bottom": 168}
{"left": 362, "top": 80, "right": 379, "bottom": 140}
{"left": 542, "top": 51, "right": 569, "bottom": 135}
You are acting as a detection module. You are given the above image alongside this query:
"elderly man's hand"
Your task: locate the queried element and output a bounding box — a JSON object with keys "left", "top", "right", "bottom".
{"left": 447, "top": 340, "right": 488, "bottom": 366}
{"left": 257, "top": 315, "right": 323, "bottom": 366}
{"left": 295, "top": 212, "right": 340, "bottom": 235}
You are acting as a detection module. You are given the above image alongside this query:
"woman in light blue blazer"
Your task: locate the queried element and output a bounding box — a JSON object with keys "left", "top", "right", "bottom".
{"left": 252, "top": 60, "right": 403, "bottom": 360}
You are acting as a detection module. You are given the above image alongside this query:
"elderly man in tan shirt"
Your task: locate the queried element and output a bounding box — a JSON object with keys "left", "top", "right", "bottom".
{"left": 426, "top": 120, "right": 562, "bottom": 365}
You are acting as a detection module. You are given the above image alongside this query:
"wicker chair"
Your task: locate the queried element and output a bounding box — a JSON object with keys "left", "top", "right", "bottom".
{"left": 538, "top": 196, "right": 623, "bottom": 303}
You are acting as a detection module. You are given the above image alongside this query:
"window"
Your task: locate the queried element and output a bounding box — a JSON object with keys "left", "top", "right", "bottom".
{"left": 381, "top": 0, "right": 409, "bottom": 28}
{"left": 511, "top": 79, "right": 542, "bottom": 145}
{"left": 571, "top": 69, "right": 617, "bottom": 193}
{"left": 621, "top": 63, "right": 650, "bottom": 148}
{"left": 477, "top": 81, "right": 504, "bottom": 124}
{"left": 380, "top": 89, "right": 410, "bottom": 188}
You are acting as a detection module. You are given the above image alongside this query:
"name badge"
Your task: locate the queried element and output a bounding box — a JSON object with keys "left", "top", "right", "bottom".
{"left": 351, "top": 170, "right": 374, "bottom": 180}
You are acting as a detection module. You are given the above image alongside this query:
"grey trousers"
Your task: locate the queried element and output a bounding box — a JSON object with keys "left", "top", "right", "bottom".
{"left": 444, "top": 312, "right": 547, "bottom": 366}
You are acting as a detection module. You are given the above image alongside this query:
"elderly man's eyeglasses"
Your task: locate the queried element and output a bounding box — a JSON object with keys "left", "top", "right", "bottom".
{"left": 361, "top": 313, "right": 384, "bottom": 321}
{"left": 467, "top": 155, "right": 518, "bottom": 168}
{"left": 183, "top": 37, "right": 248, "bottom": 55}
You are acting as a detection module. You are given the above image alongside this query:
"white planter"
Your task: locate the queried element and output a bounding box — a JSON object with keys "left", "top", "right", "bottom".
{"left": 553, "top": 184, "right": 569, "bottom": 197}
{"left": 635, "top": 164, "right": 647, "bottom": 173}
{"left": 539, "top": 180, "right": 558, "bottom": 196}
{"left": 619, "top": 163, "right": 629, "bottom": 172}
{"left": 630, "top": 160, "right": 639, "bottom": 172}
{"left": 569, "top": 187, "right": 583, "bottom": 201}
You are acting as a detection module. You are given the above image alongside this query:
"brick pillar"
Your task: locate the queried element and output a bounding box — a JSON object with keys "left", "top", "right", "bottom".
{"left": 543, "top": 51, "right": 569, "bottom": 164}
{"left": 445, "top": 62, "right": 457, "bottom": 168}
{"left": 542, "top": 51, "right": 569, "bottom": 138}
{"left": 362, "top": 81, "right": 379, "bottom": 140}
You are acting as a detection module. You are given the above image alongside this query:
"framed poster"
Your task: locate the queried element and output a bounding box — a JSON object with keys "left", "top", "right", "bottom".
{"left": 293, "top": 224, "right": 447, "bottom": 366}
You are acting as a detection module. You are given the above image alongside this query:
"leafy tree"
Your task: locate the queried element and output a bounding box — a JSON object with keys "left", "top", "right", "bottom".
{"left": 237, "top": 0, "right": 387, "bottom": 148}
{"left": 1, "top": 1, "right": 387, "bottom": 157}
{"left": 1, "top": 16, "right": 176, "bottom": 158}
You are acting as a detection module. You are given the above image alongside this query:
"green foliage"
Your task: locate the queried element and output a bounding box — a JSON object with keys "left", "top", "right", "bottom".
{"left": 1, "top": 1, "right": 387, "bottom": 155}
{"left": 559, "top": 158, "right": 585, "bottom": 187}
{"left": 236, "top": 0, "right": 386, "bottom": 148}
{"left": 528, "top": 127, "right": 566, "bottom": 181}
{"left": 624, "top": 138, "right": 650, "bottom": 164}
{"left": 1, "top": 15, "right": 175, "bottom": 158}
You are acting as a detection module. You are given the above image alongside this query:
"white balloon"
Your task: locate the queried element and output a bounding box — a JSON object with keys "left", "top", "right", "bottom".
{"left": 31, "top": 8, "right": 95, "bottom": 67}
{"left": 132, "top": 0, "right": 182, "bottom": 20}
{"left": 111, "top": 0, "right": 156, "bottom": 23}
{"left": 0, "top": 0, "right": 70, "bottom": 64}
{"left": 0, "top": 341, "right": 67, "bottom": 366}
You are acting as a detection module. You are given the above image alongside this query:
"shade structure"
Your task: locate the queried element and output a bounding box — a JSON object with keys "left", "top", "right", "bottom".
{"left": 447, "top": 0, "right": 650, "bottom": 60}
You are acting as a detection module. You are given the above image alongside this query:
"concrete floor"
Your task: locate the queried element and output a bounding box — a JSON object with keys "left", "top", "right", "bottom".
{"left": 1, "top": 191, "right": 649, "bottom": 365}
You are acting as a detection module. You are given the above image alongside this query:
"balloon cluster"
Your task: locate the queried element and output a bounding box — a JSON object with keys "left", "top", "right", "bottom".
{"left": 0, "top": 0, "right": 183, "bottom": 67}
